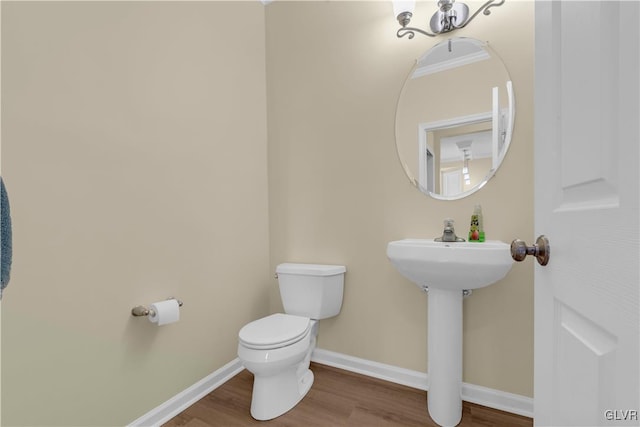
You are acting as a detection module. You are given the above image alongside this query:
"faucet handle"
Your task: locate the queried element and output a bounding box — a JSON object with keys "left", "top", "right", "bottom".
{"left": 435, "top": 218, "right": 465, "bottom": 242}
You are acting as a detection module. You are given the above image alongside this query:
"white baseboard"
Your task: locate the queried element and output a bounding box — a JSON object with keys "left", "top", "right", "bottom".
{"left": 311, "top": 347, "right": 429, "bottom": 391}
{"left": 461, "top": 381, "right": 534, "bottom": 418}
{"left": 311, "top": 348, "right": 533, "bottom": 418}
{"left": 127, "top": 358, "right": 244, "bottom": 427}
{"left": 128, "top": 348, "right": 533, "bottom": 426}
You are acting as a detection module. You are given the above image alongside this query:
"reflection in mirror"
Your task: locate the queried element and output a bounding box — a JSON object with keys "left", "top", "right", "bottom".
{"left": 395, "top": 37, "right": 514, "bottom": 200}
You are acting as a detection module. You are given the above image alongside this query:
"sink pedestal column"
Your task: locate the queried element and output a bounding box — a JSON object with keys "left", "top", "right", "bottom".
{"left": 427, "top": 287, "right": 463, "bottom": 427}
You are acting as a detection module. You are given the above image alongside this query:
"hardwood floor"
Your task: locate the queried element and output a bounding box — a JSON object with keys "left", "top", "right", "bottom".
{"left": 163, "top": 362, "right": 532, "bottom": 427}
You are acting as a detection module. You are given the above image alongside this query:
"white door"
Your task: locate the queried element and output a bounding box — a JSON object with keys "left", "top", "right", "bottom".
{"left": 534, "top": 2, "right": 639, "bottom": 426}
{"left": 441, "top": 169, "right": 462, "bottom": 197}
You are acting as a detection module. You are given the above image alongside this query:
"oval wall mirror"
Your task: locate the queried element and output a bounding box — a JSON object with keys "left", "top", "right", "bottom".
{"left": 395, "top": 37, "right": 514, "bottom": 200}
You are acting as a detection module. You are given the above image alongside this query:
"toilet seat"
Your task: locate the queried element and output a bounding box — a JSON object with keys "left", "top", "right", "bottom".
{"left": 239, "top": 313, "right": 310, "bottom": 350}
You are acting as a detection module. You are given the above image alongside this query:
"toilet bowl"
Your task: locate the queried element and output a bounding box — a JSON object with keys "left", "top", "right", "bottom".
{"left": 238, "top": 314, "right": 318, "bottom": 420}
{"left": 237, "top": 263, "right": 345, "bottom": 420}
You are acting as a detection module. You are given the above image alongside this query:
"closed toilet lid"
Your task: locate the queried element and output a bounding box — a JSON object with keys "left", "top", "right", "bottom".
{"left": 239, "top": 313, "right": 310, "bottom": 350}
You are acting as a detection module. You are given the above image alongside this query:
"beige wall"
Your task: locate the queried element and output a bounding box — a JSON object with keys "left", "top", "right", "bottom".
{"left": 266, "top": 0, "right": 534, "bottom": 398}
{"left": 1, "top": 2, "right": 270, "bottom": 425}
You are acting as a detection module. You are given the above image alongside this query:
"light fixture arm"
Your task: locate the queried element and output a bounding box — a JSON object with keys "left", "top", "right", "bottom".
{"left": 456, "top": 0, "right": 505, "bottom": 29}
{"left": 397, "top": 26, "right": 437, "bottom": 39}
{"left": 395, "top": 10, "right": 437, "bottom": 38}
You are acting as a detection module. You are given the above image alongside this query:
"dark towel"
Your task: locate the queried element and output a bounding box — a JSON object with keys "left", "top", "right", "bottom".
{"left": 1, "top": 177, "right": 12, "bottom": 298}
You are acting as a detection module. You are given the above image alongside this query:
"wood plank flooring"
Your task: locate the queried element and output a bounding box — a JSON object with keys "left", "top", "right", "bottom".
{"left": 163, "top": 362, "right": 532, "bottom": 427}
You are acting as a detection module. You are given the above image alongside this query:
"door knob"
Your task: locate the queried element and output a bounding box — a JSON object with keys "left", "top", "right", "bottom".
{"left": 511, "top": 235, "right": 550, "bottom": 266}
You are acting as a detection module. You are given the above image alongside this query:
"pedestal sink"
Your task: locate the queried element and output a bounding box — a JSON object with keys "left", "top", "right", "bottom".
{"left": 386, "top": 239, "right": 513, "bottom": 427}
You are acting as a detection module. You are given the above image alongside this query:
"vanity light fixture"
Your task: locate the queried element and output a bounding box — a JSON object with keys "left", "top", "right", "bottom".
{"left": 393, "top": 0, "right": 505, "bottom": 39}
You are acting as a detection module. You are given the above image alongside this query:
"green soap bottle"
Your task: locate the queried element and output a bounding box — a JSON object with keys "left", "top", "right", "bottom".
{"left": 469, "top": 204, "right": 485, "bottom": 242}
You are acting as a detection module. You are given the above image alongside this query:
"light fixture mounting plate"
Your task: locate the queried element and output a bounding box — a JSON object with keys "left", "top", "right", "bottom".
{"left": 430, "top": 2, "right": 469, "bottom": 34}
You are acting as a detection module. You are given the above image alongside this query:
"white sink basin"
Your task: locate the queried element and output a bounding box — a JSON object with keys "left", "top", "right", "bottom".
{"left": 386, "top": 238, "right": 513, "bottom": 291}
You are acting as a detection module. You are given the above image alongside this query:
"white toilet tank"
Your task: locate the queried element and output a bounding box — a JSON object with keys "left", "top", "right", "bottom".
{"left": 276, "top": 263, "right": 346, "bottom": 319}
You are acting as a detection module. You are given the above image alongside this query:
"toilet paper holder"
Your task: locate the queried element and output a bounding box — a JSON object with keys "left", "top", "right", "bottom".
{"left": 131, "top": 297, "right": 183, "bottom": 317}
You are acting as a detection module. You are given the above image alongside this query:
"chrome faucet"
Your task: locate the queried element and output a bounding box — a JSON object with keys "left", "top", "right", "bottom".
{"left": 435, "top": 218, "right": 466, "bottom": 242}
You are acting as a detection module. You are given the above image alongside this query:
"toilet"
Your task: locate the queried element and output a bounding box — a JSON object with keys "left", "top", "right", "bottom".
{"left": 237, "top": 263, "right": 346, "bottom": 421}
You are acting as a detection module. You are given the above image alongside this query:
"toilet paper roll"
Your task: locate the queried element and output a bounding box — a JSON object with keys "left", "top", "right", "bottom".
{"left": 148, "top": 299, "right": 180, "bottom": 326}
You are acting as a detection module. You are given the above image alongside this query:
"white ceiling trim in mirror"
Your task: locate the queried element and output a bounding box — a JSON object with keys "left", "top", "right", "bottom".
{"left": 412, "top": 38, "right": 490, "bottom": 78}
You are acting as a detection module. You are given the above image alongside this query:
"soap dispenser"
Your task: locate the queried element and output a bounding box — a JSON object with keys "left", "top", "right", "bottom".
{"left": 469, "top": 204, "right": 485, "bottom": 242}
